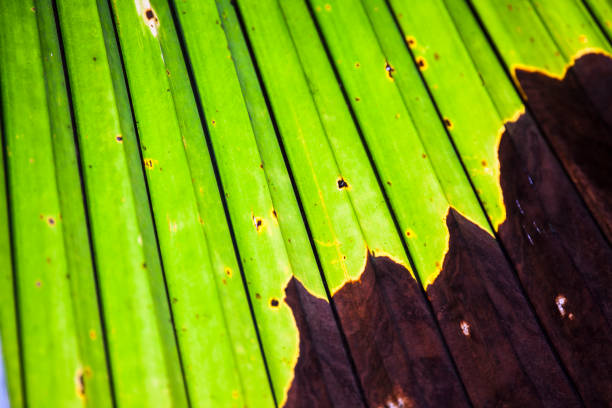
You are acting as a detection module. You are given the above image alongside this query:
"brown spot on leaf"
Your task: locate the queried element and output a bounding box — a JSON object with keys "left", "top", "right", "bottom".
{"left": 385, "top": 62, "right": 395, "bottom": 80}
{"left": 416, "top": 56, "right": 427, "bottom": 70}
{"left": 47, "top": 217, "right": 56, "bottom": 226}
{"left": 406, "top": 36, "right": 416, "bottom": 49}
{"left": 75, "top": 369, "right": 85, "bottom": 399}
{"left": 283, "top": 278, "right": 365, "bottom": 408}
{"left": 514, "top": 53, "right": 612, "bottom": 241}
{"left": 253, "top": 216, "right": 263, "bottom": 232}
{"left": 337, "top": 178, "right": 349, "bottom": 189}
{"left": 269, "top": 298, "right": 279, "bottom": 308}
{"left": 285, "top": 255, "right": 466, "bottom": 407}
{"left": 428, "top": 208, "right": 578, "bottom": 406}
{"left": 496, "top": 109, "right": 612, "bottom": 405}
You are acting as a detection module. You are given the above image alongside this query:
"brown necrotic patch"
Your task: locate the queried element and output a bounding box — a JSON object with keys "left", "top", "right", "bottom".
{"left": 427, "top": 208, "right": 579, "bottom": 407}
{"left": 336, "top": 178, "right": 349, "bottom": 189}
{"left": 416, "top": 56, "right": 427, "bottom": 70}
{"left": 283, "top": 278, "right": 363, "bottom": 408}
{"left": 385, "top": 62, "right": 395, "bottom": 80}
{"left": 495, "top": 109, "right": 612, "bottom": 405}
{"left": 514, "top": 52, "right": 612, "bottom": 242}
{"left": 284, "top": 256, "right": 467, "bottom": 408}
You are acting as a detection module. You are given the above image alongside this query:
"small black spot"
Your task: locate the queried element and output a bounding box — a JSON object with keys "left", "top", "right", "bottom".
{"left": 145, "top": 9, "right": 154, "bottom": 19}
{"left": 337, "top": 178, "right": 349, "bottom": 189}
{"left": 272, "top": 210, "right": 277, "bottom": 218}
{"left": 93, "top": 57, "right": 97, "bottom": 61}
{"left": 255, "top": 293, "right": 261, "bottom": 299}
{"left": 354, "top": 97, "right": 361, "bottom": 102}
{"left": 416, "top": 56, "right": 427, "bottom": 70}
{"left": 116, "top": 135, "right": 123, "bottom": 142}
{"left": 48, "top": 217, "right": 56, "bottom": 226}
{"left": 77, "top": 372, "right": 85, "bottom": 397}
{"left": 253, "top": 216, "right": 264, "bottom": 232}
{"left": 270, "top": 298, "right": 279, "bottom": 307}
{"left": 142, "top": 262, "right": 147, "bottom": 269}
{"left": 385, "top": 62, "right": 395, "bottom": 78}
{"left": 443, "top": 118, "right": 453, "bottom": 129}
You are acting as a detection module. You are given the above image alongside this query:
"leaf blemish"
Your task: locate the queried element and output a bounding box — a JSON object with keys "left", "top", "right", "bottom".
{"left": 416, "top": 56, "right": 427, "bottom": 70}
{"left": 137, "top": 0, "right": 159, "bottom": 36}
{"left": 253, "top": 216, "right": 264, "bottom": 232}
{"left": 385, "top": 62, "right": 395, "bottom": 80}
{"left": 75, "top": 368, "right": 85, "bottom": 399}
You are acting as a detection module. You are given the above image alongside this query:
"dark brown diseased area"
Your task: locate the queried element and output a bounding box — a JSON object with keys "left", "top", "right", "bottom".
{"left": 515, "top": 53, "right": 612, "bottom": 242}
{"left": 284, "top": 256, "right": 469, "bottom": 408}
{"left": 283, "top": 278, "right": 364, "bottom": 408}
{"left": 497, "top": 110, "right": 612, "bottom": 405}
{"left": 283, "top": 57, "right": 612, "bottom": 405}
{"left": 427, "top": 208, "right": 579, "bottom": 407}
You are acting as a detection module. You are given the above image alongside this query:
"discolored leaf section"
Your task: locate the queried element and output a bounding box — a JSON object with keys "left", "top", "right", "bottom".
{"left": 498, "top": 113, "right": 612, "bottom": 404}
{"left": 283, "top": 278, "right": 363, "bottom": 408}
{"left": 570, "top": 53, "right": 612, "bottom": 131}
{"left": 515, "top": 53, "right": 612, "bottom": 242}
{"left": 285, "top": 256, "right": 468, "bottom": 408}
{"left": 428, "top": 209, "right": 579, "bottom": 407}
